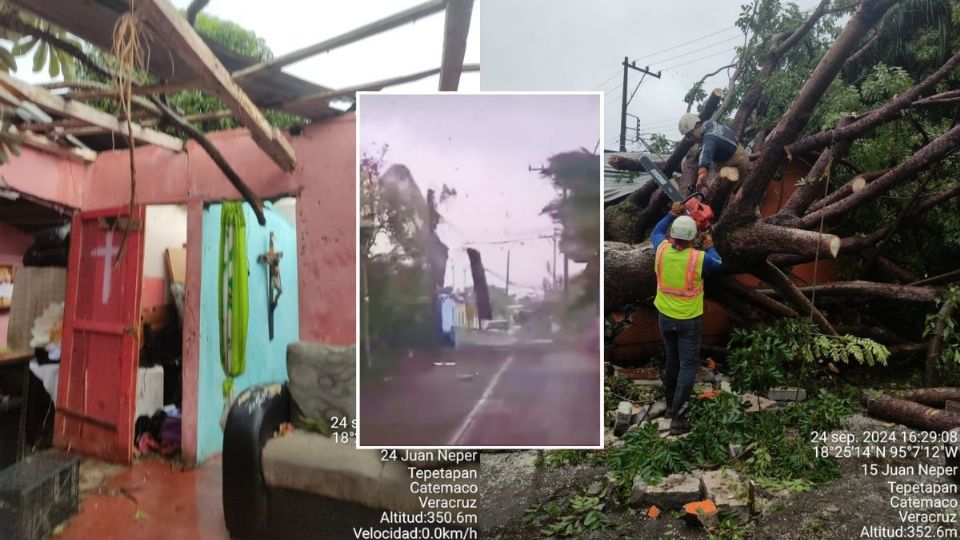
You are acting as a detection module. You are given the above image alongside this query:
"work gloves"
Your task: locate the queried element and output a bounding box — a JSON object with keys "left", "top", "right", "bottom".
{"left": 701, "top": 234, "right": 714, "bottom": 250}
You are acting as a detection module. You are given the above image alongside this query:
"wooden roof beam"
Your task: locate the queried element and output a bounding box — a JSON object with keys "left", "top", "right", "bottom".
{"left": 19, "top": 130, "right": 98, "bottom": 162}
{"left": 232, "top": 0, "right": 447, "bottom": 82}
{"left": 0, "top": 72, "right": 184, "bottom": 151}
{"left": 438, "top": 0, "right": 475, "bottom": 91}
{"left": 282, "top": 64, "right": 480, "bottom": 109}
{"left": 140, "top": 0, "right": 295, "bottom": 171}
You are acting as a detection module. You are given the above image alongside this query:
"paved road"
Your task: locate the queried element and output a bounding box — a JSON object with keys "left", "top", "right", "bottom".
{"left": 358, "top": 333, "right": 602, "bottom": 447}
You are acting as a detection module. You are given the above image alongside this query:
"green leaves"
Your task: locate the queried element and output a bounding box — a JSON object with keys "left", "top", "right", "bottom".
{"left": 0, "top": 120, "right": 22, "bottom": 165}
{"left": 526, "top": 490, "right": 612, "bottom": 538}
{"left": 5, "top": 16, "right": 79, "bottom": 81}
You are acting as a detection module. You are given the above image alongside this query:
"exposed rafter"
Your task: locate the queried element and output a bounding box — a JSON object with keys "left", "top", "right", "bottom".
{"left": 0, "top": 71, "right": 184, "bottom": 151}
{"left": 232, "top": 0, "right": 447, "bottom": 82}
{"left": 438, "top": 0, "right": 474, "bottom": 91}
{"left": 138, "top": 0, "right": 296, "bottom": 171}
{"left": 281, "top": 63, "right": 480, "bottom": 110}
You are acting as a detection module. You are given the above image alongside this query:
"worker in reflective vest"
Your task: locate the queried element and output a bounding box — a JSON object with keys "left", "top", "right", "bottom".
{"left": 652, "top": 203, "right": 723, "bottom": 435}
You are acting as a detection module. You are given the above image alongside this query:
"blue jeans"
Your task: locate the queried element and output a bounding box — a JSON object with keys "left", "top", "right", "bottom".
{"left": 658, "top": 313, "right": 703, "bottom": 420}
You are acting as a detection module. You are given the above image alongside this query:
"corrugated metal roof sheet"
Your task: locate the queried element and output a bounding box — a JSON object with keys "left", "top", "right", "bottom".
{"left": 604, "top": 150, "right": 665, "bottom": 206}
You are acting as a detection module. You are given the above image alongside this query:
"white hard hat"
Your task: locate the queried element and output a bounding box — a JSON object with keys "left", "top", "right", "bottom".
{"left": 678, "top": 113, "right": 700, "bottom": 136}
{"left": 670, "top": 215, "right": 698, "bottom": 241}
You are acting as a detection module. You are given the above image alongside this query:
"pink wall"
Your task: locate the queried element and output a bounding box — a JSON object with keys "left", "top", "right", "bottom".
{"left": 3, "top": 116, "right": 358, "bottom": 463}
{"left": 0, "top": 222, "right": 34, "bottom": 349}
{"left": 0, "top": 147, "right": 85, "bottom": 209}
{"left": 84, "top": 117, "right": 358, "bottom": 346}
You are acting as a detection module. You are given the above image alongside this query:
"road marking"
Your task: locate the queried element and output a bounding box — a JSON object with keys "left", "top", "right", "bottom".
{"left": 448, "top": 355, "right": 514, "bottom": 446}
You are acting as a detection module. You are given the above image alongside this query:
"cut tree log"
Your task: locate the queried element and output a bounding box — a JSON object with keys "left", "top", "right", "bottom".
{"left": 866, "top": 397, "right": 960, "bottom": 432}
{"left": 805, "top": 168, "right": 888, "bottom": 213}
{"left": 896, "top": 388, "right": 960, "bottom": 408}
{"left": 758, "top": 281, "right": 940, "bottom": 303}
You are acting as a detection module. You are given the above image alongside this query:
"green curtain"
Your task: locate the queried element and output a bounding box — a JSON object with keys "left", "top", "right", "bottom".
{"left": 218, "top": 201, "right": 248, "bottom": 402}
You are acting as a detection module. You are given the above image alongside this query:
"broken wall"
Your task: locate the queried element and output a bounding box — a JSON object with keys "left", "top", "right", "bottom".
{"left": 196, "top": 201, "right": 299, "bottom": 462}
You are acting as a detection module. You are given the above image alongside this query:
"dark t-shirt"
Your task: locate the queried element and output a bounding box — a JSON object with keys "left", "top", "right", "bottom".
{"left": 698, "top": 121, "right": 738, "bottom": 168}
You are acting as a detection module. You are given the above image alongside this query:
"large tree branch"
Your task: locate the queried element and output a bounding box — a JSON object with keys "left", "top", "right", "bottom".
{"left": 761, "top": 280, "right": 941, "bottom": 302}
{"left": 730, "top": 0, "right": 831, "bottom": 138}
{"left": 723, "top": 0, "right": 897, "bottom": 225}
{"left": 800, "top": 124, "right": 960, "bottom": 228}
{"left": 806, "top": 168, "right": 888, "bottom": 213}
{"left": 788, "top": 50, "right": 960, "bottom": 156}
{"left": 832, "top": 182, "right": 960, "bottom": 253}
{"left": 724, "top": 222, "right": 840, "bottom": 262}
{"left": 925, "top": 295, "right": 956, "bottom": 386}
{"left": 760, "top": 261, "right": 837, "bottom": 336}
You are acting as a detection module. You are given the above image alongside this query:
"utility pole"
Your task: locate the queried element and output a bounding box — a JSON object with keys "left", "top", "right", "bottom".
{"left": 552, "top": 229, "right": 558, "bottom": 288}
{"left": 619, "top": 57, "right": 661, "bottom": 152}
{"left": 562, "top": 189, "right": 569, "bottom": 293}
{"left": 505, "top": 249, "right": 510, "bottom": 297}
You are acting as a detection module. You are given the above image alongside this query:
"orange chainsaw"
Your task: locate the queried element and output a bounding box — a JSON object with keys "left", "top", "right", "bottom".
{"left": 640, "top": 155, "right": 714, "bottom": 231}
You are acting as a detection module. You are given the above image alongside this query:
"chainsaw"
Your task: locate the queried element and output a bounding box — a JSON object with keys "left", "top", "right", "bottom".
{"left": 639, "top": 155, "right": 714, "bottom": 232}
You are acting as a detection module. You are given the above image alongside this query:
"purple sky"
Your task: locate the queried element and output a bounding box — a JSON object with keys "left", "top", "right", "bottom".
{"left": 359, "top": 93, "right": 600, "bottom": 298}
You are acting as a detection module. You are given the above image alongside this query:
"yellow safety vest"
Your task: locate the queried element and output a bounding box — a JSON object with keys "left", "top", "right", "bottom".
{"left": 653, "top": 240, "right": 705, "bottom": 320}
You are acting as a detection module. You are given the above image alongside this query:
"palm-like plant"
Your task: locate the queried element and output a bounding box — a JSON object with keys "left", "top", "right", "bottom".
{"left": 0, "top": 3, "right": 78, "bottom": 79}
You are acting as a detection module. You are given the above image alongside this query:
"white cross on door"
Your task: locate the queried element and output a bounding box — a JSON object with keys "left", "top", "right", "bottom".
{"left": 91, "top": 230, "right": 120, "bottom": 304}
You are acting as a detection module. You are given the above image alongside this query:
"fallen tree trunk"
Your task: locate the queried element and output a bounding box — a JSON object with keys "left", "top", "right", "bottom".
{"left": 897, "top": 388, "right": 960, "bottom": 408}
{"left": 866, "top": 397, "right": 960, "bottom": 432}
{"left": 758, "top": 281, "right": 940, "bottom": 302}
{"left": 806, "top": 168, "right": 888, "bottom": 213}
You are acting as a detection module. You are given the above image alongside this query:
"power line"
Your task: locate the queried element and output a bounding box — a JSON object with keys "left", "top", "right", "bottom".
{"left": 662, "top": 46, "right": 739, "bottom": 71}
{"left": 631, "top": 24, "right": 738, "bottom": 64}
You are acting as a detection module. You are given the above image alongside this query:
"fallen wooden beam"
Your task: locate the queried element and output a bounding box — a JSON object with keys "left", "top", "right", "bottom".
{"left": 139, "top": 0, "right": 295, "bottom": 171}
{"left": 867, "top": 396, "right": 960, "bottom": 431}
{"left": 149, "top": 95, "right": 266, "bottom": 226}
{"left": 0, "top": 71, "right": 184, "bottom": 152}
{"left": 439, "top": 0, "right": 475, "bottom": 91}
{"left": 282, "top": 64, "right": 480, "bottom": 109}
{"left": 233, "top": 0, "right": 446, "bottom": 82}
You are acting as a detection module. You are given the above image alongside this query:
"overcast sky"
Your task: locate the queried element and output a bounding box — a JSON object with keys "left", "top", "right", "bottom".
{"left": 359, "top": 93, "right": 599, "bottom": 297}
{"left": 480, "top": 0, "right": 823, "bottom": 151}
{"left": 169, "top": 0, "right": 479, "bottom": 92}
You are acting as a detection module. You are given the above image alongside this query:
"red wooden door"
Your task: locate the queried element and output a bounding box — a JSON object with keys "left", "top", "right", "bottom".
{"left": 55, "top": 206, "right": 145, "bottom": 463}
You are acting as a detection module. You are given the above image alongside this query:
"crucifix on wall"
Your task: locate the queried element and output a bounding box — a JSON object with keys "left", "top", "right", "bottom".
{"left": 257, "top": 232, "right": 283, "bottom": 340}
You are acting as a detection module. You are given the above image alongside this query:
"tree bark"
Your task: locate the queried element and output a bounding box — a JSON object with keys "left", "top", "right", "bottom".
{"left": 799, "top": 123, "right": 960, "bottom": 229}
{"left": 730, "top": 0, "right": 831, "bottom": 138}
{"left": 724, "top": 0, "right": 898, "bottom": 224}
{"left": 874, "top": 255, "right": 917, "bottom": 283}
{"left": 604, "top": 241, "right": 655, "bottom": 314}
{"left": 761, "top": 280, "right": 940, "bottom": 302}
{"left": 806, "top": 168, "right": 888, "bottom": 213}
{"left": 725, "top": 222, "right": 840, "bottom": 262}
{"left": 866, "top": 397, "right": 960, "bottom": 432}
{"left": 896, "top": 388, "right": 960, "bottom": 408}
{"left": 788, "top": 50, "right": 960, "bottom": 157}
{"left": 759, "top": 261, "right": 837, "bottom": 335}
{"left": 840, "top": 182, "right": 960, "bottom": 252}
